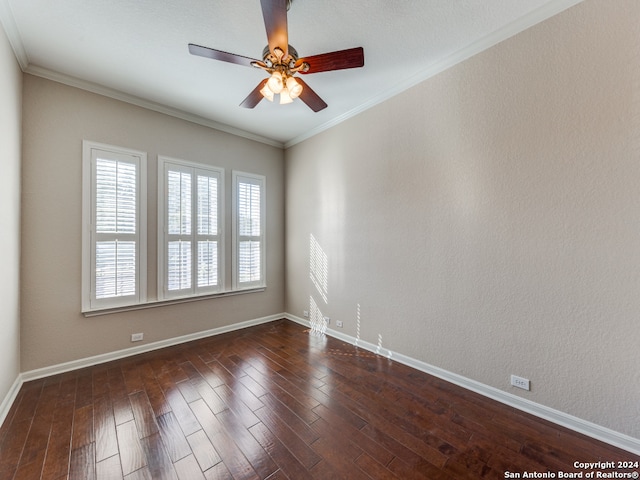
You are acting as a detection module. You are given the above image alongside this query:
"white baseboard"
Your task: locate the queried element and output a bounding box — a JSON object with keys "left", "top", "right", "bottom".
{"left": 1, "top": 313, "right": 284, "bottom": 429}
{"left": 4, "top": 312, "right": 638, "bottom": 456}
{"left": 0, "top": 375, "right": 23, "bottom": 430}
{"left": 284, "top": 313, "right": 640, "bottom": 456}
{"left": 21, "top": 313, "right": 284, "bottom": 383}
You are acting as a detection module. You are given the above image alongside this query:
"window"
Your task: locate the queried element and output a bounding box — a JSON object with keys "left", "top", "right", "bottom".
{"left": 158, "top": 157, "right": 223, "bottom": 299}
{"left": 82, "top": 141, "right": 147, "bottom": 310}
{"left": 82, "top": 142, "right": 266, "bottom": 313}
{"left": 233, "top": 171, "right": 266, "bottom": 289}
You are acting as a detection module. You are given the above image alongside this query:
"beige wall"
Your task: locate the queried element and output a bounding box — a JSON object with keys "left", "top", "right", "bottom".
{"left": 21, "top": 75, "right": 285, "bottom": 371}
{"left": 0, "top": 22, "right": 22, "bottom": 402}
{"left": 286, "top": 0, "right": 640, "bottom": 438}
{"left": 9, "top": 0, "right": 640, "bottom": 444}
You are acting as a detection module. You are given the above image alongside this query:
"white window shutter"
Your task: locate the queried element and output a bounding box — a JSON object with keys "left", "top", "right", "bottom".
{"left": 158, "top": 157, "right": 223, "bottom": 299}
{"left": 233, "top": 171, "right": 265, "bottom": 289}
{"left": 196, "top": 174, "right": 219, "bottom": 288}
{"left": 82, "top": 141, "right": 147, "bottom": 311}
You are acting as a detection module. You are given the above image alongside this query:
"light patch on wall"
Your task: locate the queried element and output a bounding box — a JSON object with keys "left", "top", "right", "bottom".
{"left": 310, "top": 234, "right": 328, "bottom": 303}
{"left": 355, "top": 303, "right": 361, "bottom": 346}
{"left": 354, "top": 303, "right": 391, "bottom": 358}
{"left": 309, "top": 296, "right": 327, "bottom": 335}
{"left": 374, "top": 333, "right": 392, "bottom": 359}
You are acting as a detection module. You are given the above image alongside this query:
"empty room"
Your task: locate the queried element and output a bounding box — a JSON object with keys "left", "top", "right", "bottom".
{"left": 1, "top": 0, "right": 639, "bottom": 478}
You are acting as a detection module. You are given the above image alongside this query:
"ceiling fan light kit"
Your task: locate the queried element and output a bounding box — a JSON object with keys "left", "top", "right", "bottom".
{"left": 188, "top": 0, "right": 364, "bottom": 112}
{"left": 259, "top": 82, "right": 275, "bottom": 101}
{"left": 286, "top": 77, "right": 302, "bottom": 98}
{"left": 267, "top": 72, "right": 284, "bottom": 94}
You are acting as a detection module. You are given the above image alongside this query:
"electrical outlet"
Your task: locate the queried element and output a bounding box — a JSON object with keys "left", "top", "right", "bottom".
{"left": 303, "top": 310, "right": 309, "bottom": 318}
{"left": 131, "top": 333, "right": 144, "bottom": 342}
{"left": 511, "top": 374, "right": 530, "bottom": 391}
{"left": 323, "top": 316, "right": 330, "bottom": 325}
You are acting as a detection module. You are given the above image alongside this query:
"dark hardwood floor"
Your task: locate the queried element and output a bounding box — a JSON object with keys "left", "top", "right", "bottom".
{"left": 0, "top": 319, "right": 637, "bottom": 479}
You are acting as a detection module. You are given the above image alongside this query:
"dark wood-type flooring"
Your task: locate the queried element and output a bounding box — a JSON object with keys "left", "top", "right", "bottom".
{"left": 0, "top": 319, "right": 638, "bottom": 479}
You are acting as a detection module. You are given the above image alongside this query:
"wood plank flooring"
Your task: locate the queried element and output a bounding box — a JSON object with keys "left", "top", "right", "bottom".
{"left": 0, "top": 319, "right": 637, "bottom": 479}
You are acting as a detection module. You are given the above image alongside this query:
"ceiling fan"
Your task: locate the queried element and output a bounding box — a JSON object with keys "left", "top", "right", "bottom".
{"left": 188, "top": 0, "right": 364, "bottom": 112}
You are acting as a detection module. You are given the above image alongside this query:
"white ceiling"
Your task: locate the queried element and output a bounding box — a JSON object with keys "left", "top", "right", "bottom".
{"left": 0, "top": 0, "right": 582, "bottom": 146}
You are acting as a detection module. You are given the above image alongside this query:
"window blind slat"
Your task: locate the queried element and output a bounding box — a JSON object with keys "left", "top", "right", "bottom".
{"left": 95, "top": 240, "right": 136, "bottom": 298}
{"left": 168, "top": 170, "right": 191, "bottom": 235}
{"left": 197, "top": 240, "right": 218, "bottom": 287}
{"left": 95, "top": 159, "right": 136, "bottom": 234}
{"left": 197, "top": 175, "right": 217, "bottom": 236}
{"left": 238, "top": 182, "right": 261, "bottom": 237}
{"left": 238, "top": 241, "right": 261, "bottom": 283}
{"left": 167, "top": 240, "right": 192, "bottom": 291}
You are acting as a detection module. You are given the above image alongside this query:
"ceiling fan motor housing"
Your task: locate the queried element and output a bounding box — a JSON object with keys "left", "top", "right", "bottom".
{"left": 262, "top": 44, "right": 300, "bottom": 69}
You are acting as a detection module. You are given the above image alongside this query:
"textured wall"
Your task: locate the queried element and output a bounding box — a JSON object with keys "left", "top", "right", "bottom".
{"left": 0, "top": 24, "right": 22, "bottom": 402}
{"left": 21, "top": 75, "right": 285, "bottom": 371}
{"left": 285, "top": 0, "right": 640, "bottom": 438}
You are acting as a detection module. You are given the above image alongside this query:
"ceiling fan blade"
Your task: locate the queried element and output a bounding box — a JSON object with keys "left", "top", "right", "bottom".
{"left": 188, "top": 43, "right": 261, "bottom": 68}
{"left": 240, "top": 79, "right": 269, "bottom": 109}
{"left": 260, "top": 0, "right": 288, "bottom": 57}
{"left": 296, "top": 47, "right": 364, "bottom": 74}
{"left": 295, "top": 78, "right": 327, "bottom": 112}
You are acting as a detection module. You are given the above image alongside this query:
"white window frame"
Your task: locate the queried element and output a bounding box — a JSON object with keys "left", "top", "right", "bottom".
{"left": 157, "top": 156, "right": 224, "bottom": 300}
{"left": 82, "top": 141, "right": 147, "bottom": 311}
{"left": 232, "top": 171, "right": 266, "bottom": 290}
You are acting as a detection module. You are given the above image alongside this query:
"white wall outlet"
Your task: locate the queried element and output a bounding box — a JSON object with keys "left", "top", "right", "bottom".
{"left": 511, "top": 374, "right": 530, "bottom": 391}
{"left": 336, "top": 320, "right": 343, "bottom": 328}
{"left": 323, "top": 316, "right": 330, "bottom": 325}
{"left": 303, "top": 310, "right": 309, "bottom": 318}
{"left": 131, "top": 333, "right": 144, "bottom": 342}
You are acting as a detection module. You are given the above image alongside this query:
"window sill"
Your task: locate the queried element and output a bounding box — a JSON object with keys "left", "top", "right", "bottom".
{"left": 82, "top": 287, "right": 266, "bottom": 317}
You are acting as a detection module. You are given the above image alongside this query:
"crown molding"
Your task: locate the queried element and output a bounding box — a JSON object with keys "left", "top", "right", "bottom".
{"left": 0, "top": 0, "right": 281, "bottom": 148}
{"left": 24, "top": 65, "right": 284, "bottom": 148}
{"left": 0, "top": 0, "right": 279, "bottom": 147}
{"left": 2, "top": 0, "right": 586, "bottom": 149}
{"left": 284, "top": 0, "right": 585, "bottom": 148}
{"left": 0, "top": 0, "right": 27, "bottom": 69}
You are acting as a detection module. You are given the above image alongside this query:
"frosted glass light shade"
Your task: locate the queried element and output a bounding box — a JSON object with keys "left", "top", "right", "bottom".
{"left": 280, "top": 88, "right": 293, "bottom": 104}
{"left": 286, "top": 76, "right": 303, "bottom": 99}
{"left": 260, "top": 83, "right": 274, "bottom": 101}
{"left": 267, "top": 72, "right": 284, "bottom": 94}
